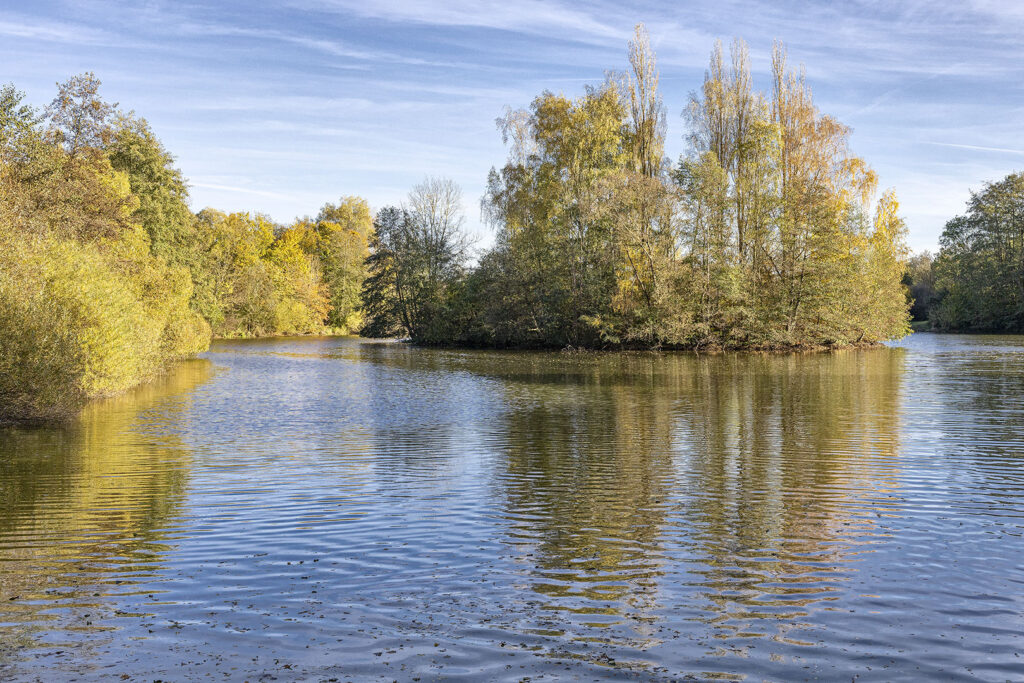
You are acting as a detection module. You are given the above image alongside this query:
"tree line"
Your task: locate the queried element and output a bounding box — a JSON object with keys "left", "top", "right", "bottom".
{"left": 1, "top": 26, "right": 921, "bottom": 423}
{"left": 904, "top": 172, "right": 1024, "bottom": 332}
{"left": 0, "top": 74, "right": 372, "bottom": 422}
{"left": 362, "top": 27, "right": 911, "bottom": 350}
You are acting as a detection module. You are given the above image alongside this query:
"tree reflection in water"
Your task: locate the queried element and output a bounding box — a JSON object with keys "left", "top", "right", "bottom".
{"left": 0, "top": 359, "right": 212, "bottom": 660}
{"left": 489, "top": 349, "right": 903, "bottom": 669}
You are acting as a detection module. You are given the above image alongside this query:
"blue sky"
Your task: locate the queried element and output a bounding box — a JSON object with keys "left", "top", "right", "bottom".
{"left": 2, "top": 0, "right": 1022, "bottom": 252}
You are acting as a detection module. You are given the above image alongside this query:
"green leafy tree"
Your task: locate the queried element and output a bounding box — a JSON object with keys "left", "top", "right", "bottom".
{"left": 484, "top": 82, "right": 631, "bottom": 346}
{"left": 313, "top": 196, "right": 373, "bottom": 331}
{"left": 0, "top": 83, "right": 38, "bottom": 156}
{"left": 107, "top": 116, "right": 196, "bottom": 265}
{"left": 932, "top": 172, "right": 1024, "bottom": 331}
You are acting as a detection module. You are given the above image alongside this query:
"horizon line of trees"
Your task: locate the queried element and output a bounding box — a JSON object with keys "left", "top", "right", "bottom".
{"left": 9, "top": 24, "right": 980, "bottom": 423}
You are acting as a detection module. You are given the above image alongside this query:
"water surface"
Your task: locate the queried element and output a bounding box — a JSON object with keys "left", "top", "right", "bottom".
{"left": 1, "top": 334, "right": 1022, "bottom": 680}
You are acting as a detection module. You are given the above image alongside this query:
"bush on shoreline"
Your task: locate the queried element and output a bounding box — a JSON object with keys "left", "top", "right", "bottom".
{"left": 0, "top": 229, "right": 208, "bottom": 423}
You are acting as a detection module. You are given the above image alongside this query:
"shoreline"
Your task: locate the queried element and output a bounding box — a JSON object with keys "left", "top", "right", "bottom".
{"left": 403, "top": 336, "right": 895, "bottom": 355}
{"left": 18, "top": 329, "right": 1024, "bottom": 427}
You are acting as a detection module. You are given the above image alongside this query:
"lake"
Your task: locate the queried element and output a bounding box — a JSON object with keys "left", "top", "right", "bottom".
{"left": 1, "top": 334, "right": 1022, "bottom": 681}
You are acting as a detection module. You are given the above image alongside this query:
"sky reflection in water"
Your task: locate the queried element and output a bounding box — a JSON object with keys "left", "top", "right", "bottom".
{"left": 0, "top": 334, "right": 1022, "bottom": 680}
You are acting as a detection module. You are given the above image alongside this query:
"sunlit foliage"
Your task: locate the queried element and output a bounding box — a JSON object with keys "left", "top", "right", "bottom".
{"left": 0, "top": 75, "right": 370, "bottom": 421}
{"left": 313, "top": 196, "right": 374, "bottom": 331}
{"left": 439, "top": 27, "right": 910, "bottom": 349}
{"left": 190, "top": 209, "right": 327, "bottom": 337}
{"left": 0, "top": 78, "right": 207, "bottom": 422}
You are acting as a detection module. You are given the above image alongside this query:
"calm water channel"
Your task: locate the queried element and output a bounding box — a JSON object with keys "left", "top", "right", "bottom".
{"left": 1, "top": 334, "right": 1022, "bottom": 681}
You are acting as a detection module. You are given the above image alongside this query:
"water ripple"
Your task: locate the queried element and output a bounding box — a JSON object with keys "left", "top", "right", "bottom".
{"left": 0, "top": 335, "right": 1023, "bottom": 680}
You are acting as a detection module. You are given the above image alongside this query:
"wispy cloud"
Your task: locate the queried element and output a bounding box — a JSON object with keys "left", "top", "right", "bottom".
{"left": 184, "top": 94, "right": 438, "bottom": 114}
{"left": 190, "top": 182, "right": 297, "bottom": 201}
{"left": 921, "top": 142, "right": 1024, "bottom": 156}
{"left": 4, "top": 0, "right": 1020, "bottom": 252}
{"left": 293, "top": 0, "right": 632, "bottom": 45}
{"left": 0, "top": 17, "right": 114, "bottom": 45}
{"left": 176, "top": 21, "right": 485, "bottom": 68}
